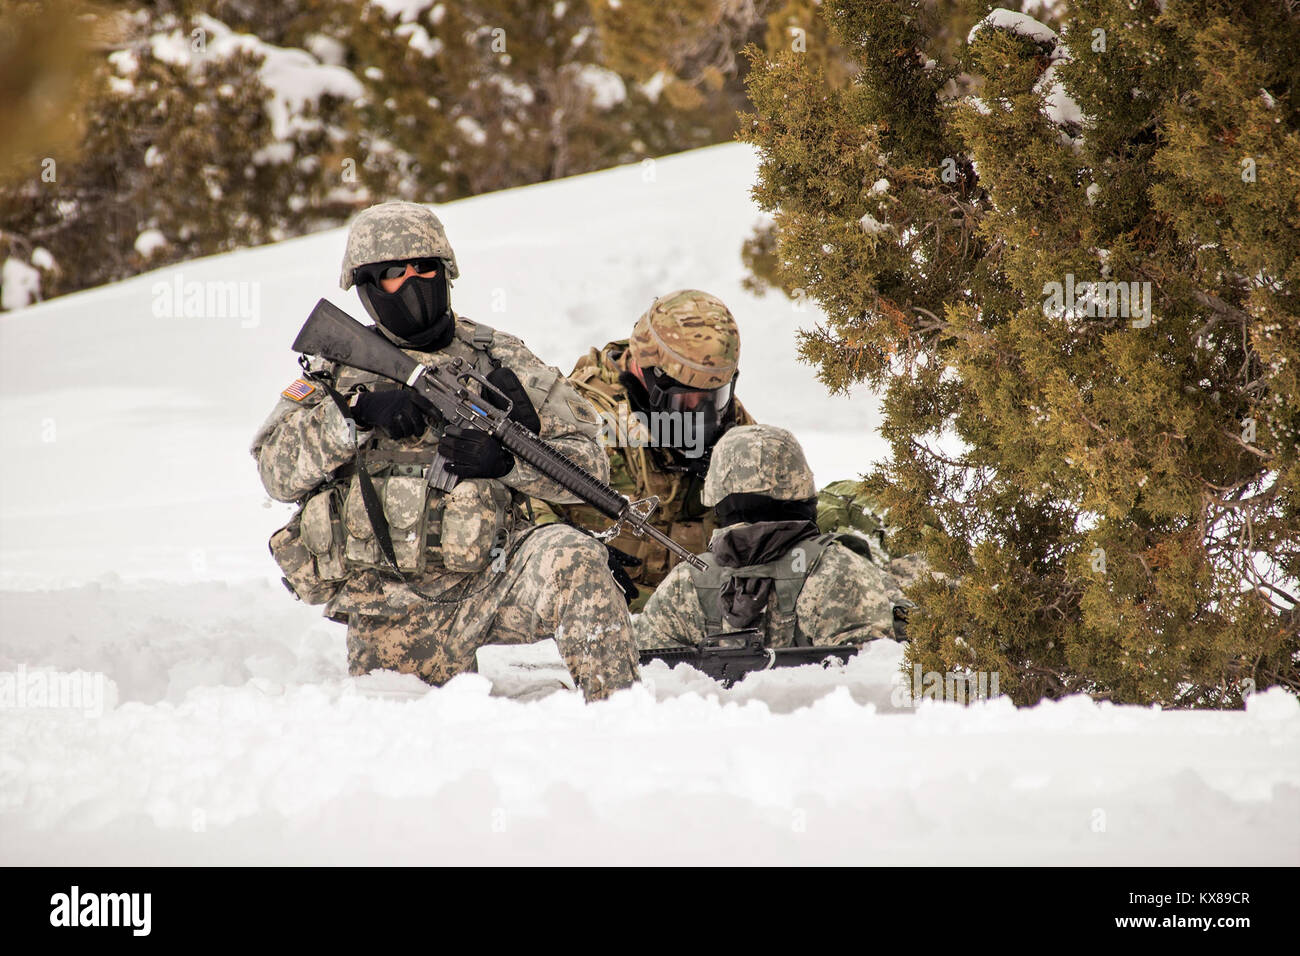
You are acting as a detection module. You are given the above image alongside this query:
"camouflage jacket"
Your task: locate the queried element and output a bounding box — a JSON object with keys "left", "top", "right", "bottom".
{"left": 633, "top": 522, "right": 906, "bottom": 650}
{"left": 251, "top": 315, "right": 608, "bottom": 615}
{"left": 534, "top": 339, "right": 756, "bottom": 607}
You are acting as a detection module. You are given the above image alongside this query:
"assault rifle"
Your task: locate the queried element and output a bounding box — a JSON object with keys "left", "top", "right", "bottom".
{"left": 292, "top": 298, "right": 707, "bottom": 572}
{"left": 639, "top": 629, "right": 863, "bottom": 687}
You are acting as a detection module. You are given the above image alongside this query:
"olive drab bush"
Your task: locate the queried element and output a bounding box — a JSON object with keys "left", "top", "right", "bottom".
{"left": 740, "top": 0, "right": 1299, "bottom": 706}
{"left": 0, "top": 0, "right": 740, "bottom": 309}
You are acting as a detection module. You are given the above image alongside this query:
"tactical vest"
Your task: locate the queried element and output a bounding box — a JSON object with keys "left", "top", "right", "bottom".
{"left": 285, "top": 320, "right": 522, "bottom": 595}
{"left": 686, "top": 532, "right": 876, "bottom": 646}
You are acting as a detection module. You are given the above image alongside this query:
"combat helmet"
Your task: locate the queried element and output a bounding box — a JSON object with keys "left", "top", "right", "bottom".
{"left": 702, "top": 424, "right": 816, "bottom": 506}
{"left": 339, "top": 201, "right": 459, "bottom": 290}
{"left": 340, "top": 201, "right": 460, "bottom": 351}
{"left": 628, "top": 289, "right": 739, "bottom": 389}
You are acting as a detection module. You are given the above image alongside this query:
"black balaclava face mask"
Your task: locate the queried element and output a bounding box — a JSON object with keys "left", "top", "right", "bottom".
{"left": 357, "top": 272, "right": 453, "bottom": 351}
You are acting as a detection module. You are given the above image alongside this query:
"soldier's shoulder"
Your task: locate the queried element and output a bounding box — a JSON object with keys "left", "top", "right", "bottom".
{"left": 570, "top": 342, "right": 630, "bottom": 402}
{"left": 640, "top": 559, "right": 699, "bottom": 618}
{"left": 459, "top": 317, "right": 539, "bottom": 367}
{"left": 649, "top": 558, "right": 697, "bottom": 597}
{"left": 451, "top": 314, "right": 504, "bottom": 350}
{"left": 274, "top": 356, "right": 338, "bottom": 405}
{"left": 600, "top": 339, "right": 629, "bottom": 363}
{"left": 572, "top": 339, "right": 628, "bottom": 374}
{"left": 798, "top": 542, "right": 882, "bottom": 607}
{"left": 813, "top": 536, "right": 882, "bottom": 578}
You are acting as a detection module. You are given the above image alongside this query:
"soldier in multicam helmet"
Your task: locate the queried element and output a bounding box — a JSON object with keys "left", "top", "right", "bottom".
{"left": 634, "top": 425, "right": 912, "bottom": 650}
{"left": 534, "top": 289, "right": 757, "bottom": 610}
{"left": 250, "top": 201, "right": 638, "bottom": 701}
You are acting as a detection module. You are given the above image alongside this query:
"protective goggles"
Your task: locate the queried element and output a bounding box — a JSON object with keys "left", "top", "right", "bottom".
{"left": 353, "top": 257, "right": 442, "bottom": 287}
{"left": 643, "top": 366, "right": 735, "bottom": 415}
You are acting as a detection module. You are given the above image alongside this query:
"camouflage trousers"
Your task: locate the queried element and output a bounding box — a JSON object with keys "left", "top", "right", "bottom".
{"left": 338, "top": 524, "right": 639, "bottom": 701}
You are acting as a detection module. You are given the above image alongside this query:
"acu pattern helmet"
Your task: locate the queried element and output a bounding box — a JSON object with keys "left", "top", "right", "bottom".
{"left": 628, "top": 289, "right": 740, "bottom": 389}
{"left": 702, "top": 424, "right": 817, "bottom": 506}
{"left": 339, "top": 201, "right": 460, "bottom": 290}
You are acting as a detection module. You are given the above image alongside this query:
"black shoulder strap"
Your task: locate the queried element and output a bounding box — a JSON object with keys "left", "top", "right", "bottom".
{"left": 456, "top": 319, "right": 501, "bottom": 371}
{"left": 300, "top": 357, "right": 404, "bottom": 577}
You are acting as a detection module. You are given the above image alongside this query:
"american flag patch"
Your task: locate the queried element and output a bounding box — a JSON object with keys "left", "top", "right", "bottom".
{"left": 281, "top": 379, "right": 317, "bottom": 402}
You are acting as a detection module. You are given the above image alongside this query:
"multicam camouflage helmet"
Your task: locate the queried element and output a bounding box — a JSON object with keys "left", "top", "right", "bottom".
{"left": 339, "top": 201, "right": 460, "bottom": 290}
{"left": 702, "top": 424, "right": 817, "bottom": 506}
{"left": 628, "top": 290, "right": 740, "bottom": 389}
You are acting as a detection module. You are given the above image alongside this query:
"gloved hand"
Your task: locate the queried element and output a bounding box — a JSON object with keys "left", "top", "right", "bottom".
{"left": 483, "top": 366, "right": 542, "bottom": 433}
{"left": 438, "top": 424, "right": 515, "bottom": 479}
{"left": 347, "top": 389, "right": 431, "bottom": 440}
{"left": 432, "top": 368, "right": 542, "bottom": 479}
{"left": 892, "top": 605, "right": 909, "bottom": 641}
{"left": 605, "top": 544, "right": 642, "bottom": 605}
{"left": 432, "top": 367, "right": 541, "bottom": 479}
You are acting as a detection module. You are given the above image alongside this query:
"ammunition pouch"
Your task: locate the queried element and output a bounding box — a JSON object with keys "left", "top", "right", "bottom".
{"left": 343, "top": 465, "right": 440, "bottom": 574}
{"left": 268, "top": 493, "right": 347, "bottom": 605}
{"left": 337, "top": 456, "right": 516, "bottom": 575}
{"left": 440, "top": 477, "right": 513, "bottom": 572}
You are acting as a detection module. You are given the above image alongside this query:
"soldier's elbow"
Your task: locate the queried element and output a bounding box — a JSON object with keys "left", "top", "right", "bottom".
{"left": 257, "top": 451, "right": 306, "bottom": 503}
{"left": 578, "top": 442, "right": 611, "bottom": 483}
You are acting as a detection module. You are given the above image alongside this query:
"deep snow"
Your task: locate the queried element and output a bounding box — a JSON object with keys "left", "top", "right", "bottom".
{"left": 2, "top": 143, "right": 1297, "bottom": 864}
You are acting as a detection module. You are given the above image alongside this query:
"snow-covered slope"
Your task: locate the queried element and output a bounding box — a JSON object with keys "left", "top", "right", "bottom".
{"left": 2, "top": 144, "right": 1298, "bottom": 865}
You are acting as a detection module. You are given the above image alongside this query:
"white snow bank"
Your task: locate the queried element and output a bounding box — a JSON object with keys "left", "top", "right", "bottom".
{"left": 968, "top": 8, "right": 1059, "bottom": 46}
{"left": 150, "top": 15, "right": 364, "bottom": 144}
{"left": 0, "top": 258, "right": 41, "bottom": 310}
{"left": 3, "top": 635, "right": 1296, "bottom": 863}
{"left": 571, "top": 64, "right": 627, "bottom": 110}
{"left": 2, "top": 581, "right": 1298, "bottom": 864}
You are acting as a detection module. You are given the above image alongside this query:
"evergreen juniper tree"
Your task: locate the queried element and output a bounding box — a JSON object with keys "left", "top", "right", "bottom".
{"left": 742, "top": 0, "right": 1299, "bottom": 706}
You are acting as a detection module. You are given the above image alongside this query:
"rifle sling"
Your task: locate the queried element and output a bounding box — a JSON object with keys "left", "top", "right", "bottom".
{"left": 305, "top": 368, "right": 405, "bottom": 578}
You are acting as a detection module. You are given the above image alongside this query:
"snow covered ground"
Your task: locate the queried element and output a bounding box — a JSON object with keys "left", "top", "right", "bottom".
{"left": 2, "top": 143, "right": 1298, "bottom": 864}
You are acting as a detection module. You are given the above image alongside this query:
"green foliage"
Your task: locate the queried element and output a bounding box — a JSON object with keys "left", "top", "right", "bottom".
{"left": 742, "top": 0, "right": 1300, "bottom": 706}
{"left": 0, "top": 0, "right": 734, "bottom": 308}
{"left": 1, "top": 16, "right": 352, "bottom": 301}
{"left": 0, "top": 0, "right": 106, "bottom": 178}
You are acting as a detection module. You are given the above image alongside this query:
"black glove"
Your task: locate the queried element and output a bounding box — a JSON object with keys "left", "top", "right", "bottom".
{"left": 438, "top": 424, "right": 515, "bottom": 479}
{"left": 892, "top": 605, "right": 909, "bottom": 641}
{"left": 483, "top": 366, "right": 542, "bottom": 433}
{"left": 432, "top": 367, "right": 539, "bottom": 479}
{"left": 347, "top": 389, "right": 431, "bottom": 440}
{"left": 605, "top": 544, "right": 642, "bottom": 605}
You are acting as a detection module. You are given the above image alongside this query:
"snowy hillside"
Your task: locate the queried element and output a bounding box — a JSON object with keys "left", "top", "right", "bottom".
{"left": 2, "top": 144, "right": 1298, "bottom": 865}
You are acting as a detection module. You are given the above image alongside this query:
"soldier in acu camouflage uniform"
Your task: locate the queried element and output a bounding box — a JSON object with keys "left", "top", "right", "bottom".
{"left": 251, "top": 201, "right": 638, "bottom": 701}
{"left": 634, "top": 425, "right": 911, "bottom": 650}
{"left": 534, "top": 290, "right": 756, "bottom": 610}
